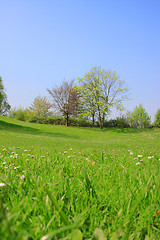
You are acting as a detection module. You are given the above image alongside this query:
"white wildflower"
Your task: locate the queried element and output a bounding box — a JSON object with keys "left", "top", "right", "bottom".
{"left": 0, "top": 183, "right": 6, "bottom": 187}
{"left": 20, "top": 175, "right": 25, "bottom": 179}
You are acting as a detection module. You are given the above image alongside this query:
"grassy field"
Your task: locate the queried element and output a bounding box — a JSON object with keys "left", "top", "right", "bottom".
{"left": 0, "top": 116, "right": 160, "bottom": 239}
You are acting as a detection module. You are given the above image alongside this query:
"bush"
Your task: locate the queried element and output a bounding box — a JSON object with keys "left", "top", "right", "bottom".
{"left": 103, "top": 116, "right": 130, "bottom": 128}
{"left": 154, "top": 109, "right": 160, "bottom": 127}
{"left": 9, "top": 108, "right": 26, "bottom": 121}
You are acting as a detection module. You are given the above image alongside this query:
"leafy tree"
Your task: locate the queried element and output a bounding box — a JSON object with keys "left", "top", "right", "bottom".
{"left": 154, "top": 109, "right": 160, "bottom": 127}
{"left": 126, "top": 104, "right": 151, "bottom": 128}
{"left": 47, "top": 79, "right": 79, "bottom": 126}
{"left": 0, "top": 76, "right": 11, "bottom": 115}
{"left": 28, "top": 96, "right": 52, "bottom": 118}
{"left": 77, "top": 66, "right": 129, "bottom": 129}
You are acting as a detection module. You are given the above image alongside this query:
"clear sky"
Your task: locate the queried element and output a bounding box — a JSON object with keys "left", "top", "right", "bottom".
{"left": 0, "top": 0, "right": 160, "bottom": 122}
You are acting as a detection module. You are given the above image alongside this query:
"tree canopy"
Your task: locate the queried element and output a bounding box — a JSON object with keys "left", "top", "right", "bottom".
{"left": 154, "top": 109, "right": 160, "bottom": 128}
{"left": 29, "top": 96, "right": 52, "bottom": 118}
{"left": 76, "top": 66, "right": 129, "bottom": 128}
{"left": 47, "top": 79, "right": 79, "bottom": 126}
{"left": 126, "top": 104, "right": 151, "bottom": 128}
{"left": 0, "top": 76, "right": 11, "bottom": 115}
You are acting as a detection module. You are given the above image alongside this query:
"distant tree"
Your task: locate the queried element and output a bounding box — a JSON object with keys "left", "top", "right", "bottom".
{"left": 47, "top": 79, "right": 79, "bottom": 126}
{"left": 0, "top": 76, "right": 11, "bottom": 115}
{"left": 154, "top": 109, "right": 160, "bottom": 127}
{"left": 126, "top": 104, "right": 151, "bottom": 128}
{"left": 29, "top": 96, "right": 52, "bottom": 118}
{"left": 76, "top": 66, "right": 129, "bottom": 129}
{"left": 9, "top": 107, "right": 26, "bottom": 121}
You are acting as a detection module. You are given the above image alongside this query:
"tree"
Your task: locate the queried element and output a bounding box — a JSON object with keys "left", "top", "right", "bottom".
{"left": 126, "top": 104, "right": 151, "bottom": 128}
{"left": 0, "top": 76, "right": 11, "bottom": 115}
{"left": 77, "top": 66, "right": 129, "bottom": 129}
{"left": 47, "top": 79, "right": 79, "bottom": 126}
{"left": 28, "top": 96, "right": 52, "bottom": 118}
{"left": 154, "top": 109, "right": 160, "bottom": 127}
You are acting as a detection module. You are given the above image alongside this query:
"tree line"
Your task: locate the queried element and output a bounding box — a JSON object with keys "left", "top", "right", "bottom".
{"left": 0, "top": 67, "right": 160, "bottom": 128}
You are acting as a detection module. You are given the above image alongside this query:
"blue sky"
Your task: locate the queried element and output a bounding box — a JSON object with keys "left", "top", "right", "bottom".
{"left": 0, "top": 0, "right": 160, "bottom": 122}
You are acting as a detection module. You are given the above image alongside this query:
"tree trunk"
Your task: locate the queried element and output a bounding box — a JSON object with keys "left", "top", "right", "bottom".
{"left": 100, "top": 120, "right": 103, "bottom": 129}
{"left": 66, "top": 113, "right": 69, "bottom": 127}
{"left": 98, "top": 107, "right": 103, "bottom": 129}
{"left": 92, "top": 113, "right": 95, "bottom": 126}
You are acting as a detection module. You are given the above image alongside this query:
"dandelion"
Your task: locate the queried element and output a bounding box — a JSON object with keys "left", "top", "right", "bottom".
{"left": 136, "top": 162, "right": 141, "bottom": 165}
{"left": 0, "top": 183, "right": 6, "bottom": 187}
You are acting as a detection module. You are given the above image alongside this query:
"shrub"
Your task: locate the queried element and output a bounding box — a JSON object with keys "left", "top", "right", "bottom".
{"left": 103, "top": 116, "right": 130, "bottom": 128}
{"left": 9, "top": 108, "right": 26, "bottom": 121}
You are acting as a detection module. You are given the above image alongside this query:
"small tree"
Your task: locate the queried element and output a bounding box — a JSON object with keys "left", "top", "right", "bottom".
{"left": 77, "top": 67, "right": 129, "bottom": 129}
{"left": 47, "top": 80, "right": 79, "bottom": 126}
{"left": 0, "top": 76, "right": 11, "bottom": 115}
{"left": 126, "top": 104, "right": 151, "bottom": 128}
{"left": 154, "top": 109, "right": 160, "bottom": 127}
{"left": 9, "top": 107, "right": 26, "bottom": 121}
{"left": 29, "top": 96, "right": 52, "bottom": 118}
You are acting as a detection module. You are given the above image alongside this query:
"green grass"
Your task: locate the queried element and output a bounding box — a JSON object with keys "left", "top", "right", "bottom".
{"left": 0, "top": 116, "right": 160, "bottom": 239}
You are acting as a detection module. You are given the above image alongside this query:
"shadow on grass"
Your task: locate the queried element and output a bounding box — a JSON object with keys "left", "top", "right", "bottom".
{"left": 0, "top": 120, "right": 80, "bottom": 139}
{"left": 102, "top": 127, "right": 154, "bottom": 134}
{"left": 75, "top": 126, "right": 154, "bottom": 134}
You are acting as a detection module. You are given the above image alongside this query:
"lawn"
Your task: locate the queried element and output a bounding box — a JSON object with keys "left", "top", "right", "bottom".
{"left": 0, "top": 116, "right": 160, "bottom": 239}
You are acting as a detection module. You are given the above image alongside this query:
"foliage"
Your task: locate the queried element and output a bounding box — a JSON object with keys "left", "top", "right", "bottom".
{"left": 28, "top": 96, "right": 52, "bottom": 119}
{"left": 9, "top": 107, "right": 27, "bottom": 121}
{"left": 0, "top": 76, "right": 11, "bottom": 116}
{"left": 126, "top": 104, "right": 151, "bottom": 128}
{"left": 47, "top": 79, "right": 80, "bottom": 126}
{"left": 103, "top": 116, "right": 130, "bottom": 128}
{"left": 76, "top": 66, "right": 129, "bottom": 129}
{"left": 0, "top": 116, "right": 160, "bottom": 239}
{"left": 154, "top": 108, "right": 160, "bottom": 127}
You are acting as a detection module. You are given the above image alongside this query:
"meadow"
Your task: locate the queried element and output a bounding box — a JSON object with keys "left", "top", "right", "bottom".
{"left": 0, "top": 116, "right": 160, "bottom": 239}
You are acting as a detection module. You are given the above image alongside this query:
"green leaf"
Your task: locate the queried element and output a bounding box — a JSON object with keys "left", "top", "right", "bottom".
{"left": 71, "top": 229, "right": 83, "bottom": 240}
{"left": 92, "top": 228, "right": 105, "bottom": 240}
